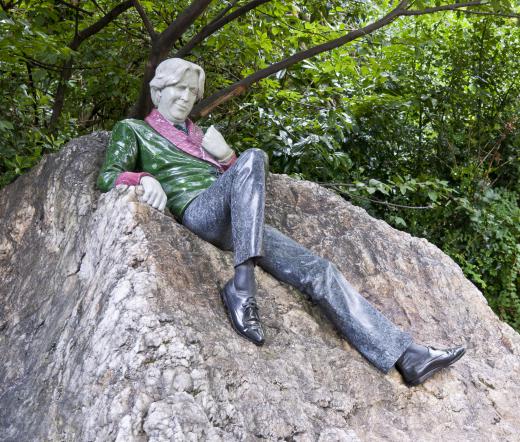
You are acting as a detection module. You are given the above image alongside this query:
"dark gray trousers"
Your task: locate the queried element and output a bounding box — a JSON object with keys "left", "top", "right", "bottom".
{"left": 182, "top": 149, "right": 413, "bottom": 373}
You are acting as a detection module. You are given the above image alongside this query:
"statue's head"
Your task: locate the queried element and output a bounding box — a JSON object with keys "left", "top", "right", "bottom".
{"left": 149, "top": 58, "right": 205, "bottom": 123}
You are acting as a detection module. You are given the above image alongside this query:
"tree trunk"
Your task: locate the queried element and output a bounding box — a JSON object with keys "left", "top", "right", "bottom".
{"left": 48, "top": 1, "right": 134, "bottom": 131}
{"left": 49, "top": 58, "right": 74, "bottom": 131}
{"left": 129, "top": 0, "right": 214, "bottom": 118}
{"left": 129, "top": 46, "right": 164, "bottom": 119}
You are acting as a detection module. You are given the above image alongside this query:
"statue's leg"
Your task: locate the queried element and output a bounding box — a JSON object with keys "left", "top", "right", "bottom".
{"left": 257, "top": 225, "right": 413, "bottom": 373}
{"left": 184, "top": 162, "right": 463, "bottom": 378}
{"left": 182, "top": 148, "right": 268, "bottom": 266}
{"left": 182, "top": 148, "right": 269, "bottom": 344}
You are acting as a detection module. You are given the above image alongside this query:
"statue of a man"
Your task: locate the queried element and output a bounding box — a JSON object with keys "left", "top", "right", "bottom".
{"left": 98, "top": 58, "right": 465, "bottom": 386}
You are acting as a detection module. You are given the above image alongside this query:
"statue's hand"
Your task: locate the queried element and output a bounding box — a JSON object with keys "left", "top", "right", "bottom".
{"left": 202, "top": 125, "right": 235, "bottom": 162}
{"left": 139, "top": 176, "right": 167, "bottom": 212}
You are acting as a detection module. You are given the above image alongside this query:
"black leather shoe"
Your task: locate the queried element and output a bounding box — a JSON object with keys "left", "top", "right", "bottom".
{"left": 396, "top": 344, "right": 466, "bottom": 386}
{"left": 220, "top": 279, "right": 265, "bottom": 346}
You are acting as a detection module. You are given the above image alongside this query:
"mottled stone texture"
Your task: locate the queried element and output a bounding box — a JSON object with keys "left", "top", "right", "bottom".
{"left": 0, "top": 132, "right": 519, "bottom": 442}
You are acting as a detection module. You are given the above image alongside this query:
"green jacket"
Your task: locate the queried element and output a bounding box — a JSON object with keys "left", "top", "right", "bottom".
{"left": 97, "top": 119, "right": 219, "bottom": 220}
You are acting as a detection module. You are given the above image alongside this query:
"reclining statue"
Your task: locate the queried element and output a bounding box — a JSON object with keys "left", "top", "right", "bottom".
{"left": 97, "top": 58, "right": 465, "bottom": 386}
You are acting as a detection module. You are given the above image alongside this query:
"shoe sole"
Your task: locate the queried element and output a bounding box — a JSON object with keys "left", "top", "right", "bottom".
{"left": 406, "top": 347, "right": 466, "bottom": 386}
{"left": 220, "top": 288, "right": 265, "bottom": 347}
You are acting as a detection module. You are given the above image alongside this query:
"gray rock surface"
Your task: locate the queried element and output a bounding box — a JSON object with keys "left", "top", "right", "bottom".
{"left": 0, "top": 132, "right": 519, "bottom": 442}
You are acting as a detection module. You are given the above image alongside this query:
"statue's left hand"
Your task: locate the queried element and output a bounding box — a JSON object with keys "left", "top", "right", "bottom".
{"left": 140, "top": 176, "right": 167, "bottom": 212}
{"left": 202, "top": 125, "right": 235, "bottom": 162}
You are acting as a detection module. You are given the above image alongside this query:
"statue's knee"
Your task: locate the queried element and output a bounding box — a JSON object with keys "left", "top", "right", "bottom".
{"left": 242, "top": 148, "right": 269, "bottom": 168}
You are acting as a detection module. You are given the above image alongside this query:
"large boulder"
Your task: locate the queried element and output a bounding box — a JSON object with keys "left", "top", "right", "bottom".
{"left": 0, "top": 132, "right": 519, "bottom": 441}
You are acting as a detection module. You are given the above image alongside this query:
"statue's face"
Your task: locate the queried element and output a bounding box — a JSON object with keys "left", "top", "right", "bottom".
{"left": 156, "top": 69, "right": 199, "bottom": 123}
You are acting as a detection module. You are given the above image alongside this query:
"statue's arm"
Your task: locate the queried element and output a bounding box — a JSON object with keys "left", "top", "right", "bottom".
{"left": 97, "top": 121, "right": 166, "bottom": 211}
{"left": 97, "top": 121, "right": 151, "bottom": 191}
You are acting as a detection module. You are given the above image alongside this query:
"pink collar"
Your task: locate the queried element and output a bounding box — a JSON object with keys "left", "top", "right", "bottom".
{"left": 144, "top": 109, "right": 224, "bottom": 171}
{"left": 145, "top": 109, "right": 203, "bottom": 147}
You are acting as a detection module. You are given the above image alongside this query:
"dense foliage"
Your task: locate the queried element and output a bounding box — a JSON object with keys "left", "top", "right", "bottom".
{"left": 1, "top": 1, "right": 519, "bottom": 330}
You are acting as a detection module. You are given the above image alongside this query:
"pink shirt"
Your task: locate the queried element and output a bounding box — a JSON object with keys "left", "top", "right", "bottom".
{"left": 115, "top": 109, "right": 237, "bottom": 186}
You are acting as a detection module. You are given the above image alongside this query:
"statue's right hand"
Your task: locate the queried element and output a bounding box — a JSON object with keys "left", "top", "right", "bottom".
{"left": 139, "top": 176, "right": 167, "bottom": 212}
{"left": 202, "top": 125, "right": 234, "bottom": 162}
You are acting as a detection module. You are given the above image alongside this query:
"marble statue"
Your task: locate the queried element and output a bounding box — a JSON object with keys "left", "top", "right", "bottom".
{"left": 98, "top": 58, "right": 465, "bottom": 386}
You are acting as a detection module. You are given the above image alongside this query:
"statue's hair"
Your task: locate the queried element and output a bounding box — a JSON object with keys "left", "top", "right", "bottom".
{"left": 149, "top": 58, "right": 205, "bottom": 105}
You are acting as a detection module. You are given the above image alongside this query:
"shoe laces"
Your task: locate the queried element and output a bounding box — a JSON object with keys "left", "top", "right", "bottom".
{"left": 242, "top": 297, "right": 260, "bottom": 326}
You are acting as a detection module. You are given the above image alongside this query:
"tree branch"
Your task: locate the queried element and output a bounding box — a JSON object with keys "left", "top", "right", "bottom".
{"left": 71, "top": 0, "right": 134, "bottom": 50}
{"left": 329, "top": 185, "right": 434, "bottom": 210}
{"left": 192, "top": 0, "right": 506, "bottom": 118}
{"left": 401, "top": 1, "right": 485, "bottom": 16}
{"left": 74, "top": 7, "right": 79, "bottom": 38}
{"left": 25, "top": 61, "right": 40, "bottom": 126}
{"left": 22, "top": 55, "right": 107, "bottom": 71}
{"left": 159, "top": 0, "right": 214, "bottom": 48}
{"left": 22, "top": 56, "right": 63, "bottom": 73}
{"left": 55, "top": 0, "right": 92, "bottom": 15}
{"left": 90, "top": 0, "right": 106, "bottom": 15}
{"left": 203, "top": 0, "right": 239, "bottom": 26}
{"left": 458, "top": 9, "right": 520, "bottom": 19}
{"left": 192, "top": 0, "right": 410, "bottom": 118}
{"left": 133, "top": 0, "right": 158, "bottom": 40}
{"left": 175, "top": 0, "right": 273, "bottom": 58}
